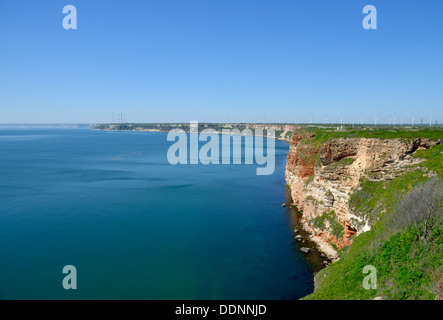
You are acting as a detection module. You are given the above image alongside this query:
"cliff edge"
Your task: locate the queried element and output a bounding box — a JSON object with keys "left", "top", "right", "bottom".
{"left": 286, "top": 131, "right": 441, "bottom": 259}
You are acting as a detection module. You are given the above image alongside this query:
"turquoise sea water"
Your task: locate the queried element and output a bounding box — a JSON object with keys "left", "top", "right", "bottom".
{"left": 0, "top": 128, "right": 315, "bottom": 299}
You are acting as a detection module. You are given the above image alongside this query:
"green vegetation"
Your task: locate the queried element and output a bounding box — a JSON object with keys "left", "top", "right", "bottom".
{"left": 305, "top": 195, "right": 324, "bottom": 206}
{"left": 98, "top": 123, "right": 443, "bottom": 299}
{"left": 297, "top": 148, "right": 320, "bottom": 166}
{"left": 275, "top": 129, "right": 285, "bottom": 138}
{"left": 349, "top": 170, "right": 428, "bottom": 226}
{"left": 325, "top": 157, "right": 355, "bottom": 169}
{"left": 285, "top": 131, "right": 293, "bottom": 140}
{"left": 310, "top": 210, "right": 345, "bottom": 239}
{"left": 293, "top": 126, "right": 442, "bottom": 171}
{"left": 304, "top": 139, "right": 443, "bottom": 300}
{"left": 294, "top": 126, "right": 443, "bottom": 141}
{"left": 94, "top": 123, "right": 191, "bottom": 131}
{"left": 95, "top": 123, "right": 443, "bottom": 142}
{"left": 94, "top": 123, "right": 286, "bottom": 137}
{"left": 308, "top": 215, "right": 442, "bottom": 300}
{"left": 414, "top": 142, "right": 443, "bottom": 176}
{"left": 305, "top": 195, "right": 317, "bottom": 202}
{"left": 304, "top": 174, "right": 314, "bottom": 187}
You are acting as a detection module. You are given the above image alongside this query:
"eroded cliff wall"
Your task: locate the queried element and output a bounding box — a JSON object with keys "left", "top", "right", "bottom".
{"left": 285, "top": 133, "right": 441, "bottom": 259}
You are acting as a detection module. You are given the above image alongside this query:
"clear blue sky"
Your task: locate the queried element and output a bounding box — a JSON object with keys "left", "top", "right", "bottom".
{"left": 1, "top": 0, "right": 442, "bottom": 124}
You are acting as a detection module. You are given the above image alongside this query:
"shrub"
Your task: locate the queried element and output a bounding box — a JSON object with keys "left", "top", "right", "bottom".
{"left": 388, "top": 177, "right": 443, "bottom": 243}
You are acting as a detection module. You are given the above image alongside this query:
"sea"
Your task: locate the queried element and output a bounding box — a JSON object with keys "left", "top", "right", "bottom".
{"left": 0, "top": 128, "right": 316, "bottom": 299}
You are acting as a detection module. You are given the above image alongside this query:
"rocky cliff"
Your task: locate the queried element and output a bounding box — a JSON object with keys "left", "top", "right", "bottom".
{"left": 285, "top": 132, "right": 441, "bottom": 259}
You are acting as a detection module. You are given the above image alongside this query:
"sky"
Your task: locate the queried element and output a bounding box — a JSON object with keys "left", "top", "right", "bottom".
{"left": 0, "top": 0, "right": 442, "bottom": 124}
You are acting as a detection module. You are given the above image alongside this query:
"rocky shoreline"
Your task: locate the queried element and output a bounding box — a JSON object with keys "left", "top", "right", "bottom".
{"left": 284, "top": 189, "right": 334, "bottom": 271}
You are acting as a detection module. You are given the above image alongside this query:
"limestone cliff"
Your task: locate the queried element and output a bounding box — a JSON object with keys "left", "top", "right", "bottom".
{"left": 285, "top": 133, "right": 441, "bottom": 259}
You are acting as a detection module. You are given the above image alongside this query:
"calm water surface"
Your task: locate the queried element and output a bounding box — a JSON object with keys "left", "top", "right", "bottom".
{"left": 0, "top": 128, "right": 315, "bottom": 299}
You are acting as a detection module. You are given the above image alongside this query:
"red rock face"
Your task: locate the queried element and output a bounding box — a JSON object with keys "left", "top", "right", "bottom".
{"left": 285, "top": 133, "right": 318, "bottom": 213}
{"left": 285, "top": 132, "right": 442, "bottom": 258}
{"left": 286, "top": 133, "right": 316, "bottom": 178}
{"left": 287, "top": 147, "right": 316, "bottom": 178}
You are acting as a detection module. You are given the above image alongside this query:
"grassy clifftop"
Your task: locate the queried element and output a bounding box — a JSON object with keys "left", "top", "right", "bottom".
{"left": 293, "top": 126, "right": 443, "bottom": 145}
{"left": 302, "top": 130, "right": 443, "bottom": 300}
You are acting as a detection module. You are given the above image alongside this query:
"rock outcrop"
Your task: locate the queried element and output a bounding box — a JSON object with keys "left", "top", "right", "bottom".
{"left": 285, "top": 133, "right": 441, "bottom": 259}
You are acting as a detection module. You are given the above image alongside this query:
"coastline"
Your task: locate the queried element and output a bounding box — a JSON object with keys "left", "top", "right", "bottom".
{"left": 284, "top": 128, "right": 443, "bottom": 299}
{"left": 93, "top": 122, "right": 296, "bottom": 142}
{"left": 95, "top": 125, "right": 330, "bottom": 295}
{"left": 284, "top": 187, "right": 335, "bottom": 267}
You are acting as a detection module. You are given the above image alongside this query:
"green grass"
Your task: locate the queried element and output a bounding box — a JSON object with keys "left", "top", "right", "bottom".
{"left": 307, "top": 183, "right": 441, "bottom": 300}
{"left": 300, "top": 128, "right": 443, "bottom": 300}
{"left": 349, "top": 170, "right": 429, "bottom": 227}
{"left": 306, "top": 219, "right": 441, "bottom": 300}
{"left": 294, "top": 126, "right": 443, "bottom": 141}
{"left": 324, "top": 157, "right": 355, "bottom": 169}
{"left": 294, "top": 127, "right": 442, "bottom": 153}
{"left": 414, "top": 142, "right": 443, "bottom": 175}
{"left": 304, "top": 174, "right": 314, "bottom": 187}
{"left": 297, "top": 146, "right": 320, "bottom": 166}
{"left": 310, "top": 210, "right": 345, "bottom": 239}
{"left": 293, "top": 127, "right": 442, "bottom": 173}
